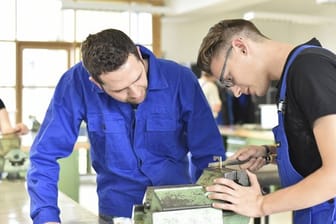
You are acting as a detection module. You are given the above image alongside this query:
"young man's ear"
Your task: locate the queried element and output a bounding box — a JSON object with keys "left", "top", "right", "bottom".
{"left": 89, "top": 76, "right": 102, "bottom": 89}
{"left": 232, "top": 37, "right": 248, "bottom": 55}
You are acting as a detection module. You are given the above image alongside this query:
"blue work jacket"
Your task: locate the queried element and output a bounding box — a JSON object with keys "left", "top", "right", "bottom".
{"left": 27, "top": 45, "right": 225, "bottom": 223}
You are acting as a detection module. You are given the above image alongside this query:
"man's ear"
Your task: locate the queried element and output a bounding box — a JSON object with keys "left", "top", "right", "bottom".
{"left": 89, "top": 76, "right": 102, "bottom": 89}
{"left": 136, "top": 46, "right": 143, "bottom": 59}
{"left": 232, "top": 37, "right": 248, "bottom": 55}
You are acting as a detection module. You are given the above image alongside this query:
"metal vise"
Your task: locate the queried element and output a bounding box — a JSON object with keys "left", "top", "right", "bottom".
{"left": 132, "top": 166, "right": 250, "bottom": 224}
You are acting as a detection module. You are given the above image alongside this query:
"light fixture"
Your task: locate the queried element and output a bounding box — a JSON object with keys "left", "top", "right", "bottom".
{"left": 316, "top": 0, "right": 336, "bottom": 4}
{"left": 60, "top": 0, "right": 169, "bottom": 14}
{"left": 243, "top": 11, "right": 336, "bottom": 25}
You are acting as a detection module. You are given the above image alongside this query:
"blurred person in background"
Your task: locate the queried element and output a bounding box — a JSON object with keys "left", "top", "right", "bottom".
{"left": 0, "top": 98, "right": 28, "bottom": 135}
{"left": 198, "top": 71, "right": 222, "bottom": 120}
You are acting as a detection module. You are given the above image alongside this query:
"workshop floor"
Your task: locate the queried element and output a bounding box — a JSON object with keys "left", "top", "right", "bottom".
{"left": 78, "top": 174, "right": 292, "bottom": 224}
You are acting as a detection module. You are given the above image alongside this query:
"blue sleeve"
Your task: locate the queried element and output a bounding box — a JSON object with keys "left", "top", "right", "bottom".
{"left": 27, "top": 66, "right": 85, "bottom": 223}
{"left": 179, "top": 67, "right": 226, "bottom": 180}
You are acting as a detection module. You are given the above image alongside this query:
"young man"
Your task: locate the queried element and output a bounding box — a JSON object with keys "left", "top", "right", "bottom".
{"left": 197, "top": 19, "right": 336, "bottom": 223}
{"left": 27, "top": 28, "right": 225, "bottom": 224}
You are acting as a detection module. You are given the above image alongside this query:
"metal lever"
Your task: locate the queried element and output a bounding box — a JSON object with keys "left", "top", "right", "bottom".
{"left": 208, "top": 158, "right": 250, "bottom": 168}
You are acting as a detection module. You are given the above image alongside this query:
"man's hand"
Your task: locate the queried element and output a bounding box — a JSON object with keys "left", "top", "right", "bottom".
{"left": 14, "top": 123, "right": 29, "bottom": 135}
{"left": 206, "top": 170, "right": 265, "bottom": 217}
{"left": 229, "top": 145, "right": 268, "bottom": 172}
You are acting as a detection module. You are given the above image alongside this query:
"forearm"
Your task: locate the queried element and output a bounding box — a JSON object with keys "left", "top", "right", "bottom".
{"left": 261, "top": 167, "right": 336, "bottom": 216}
{"left": 0, "top": 109, "right": 14, "bottom": 133}
{"left": 27, "top": 163, "right": 61, "bottom": 223}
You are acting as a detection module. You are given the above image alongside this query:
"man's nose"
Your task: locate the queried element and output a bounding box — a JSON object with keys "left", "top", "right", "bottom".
{"left": 128, "top": 85, "right": 140, "bottom": 98}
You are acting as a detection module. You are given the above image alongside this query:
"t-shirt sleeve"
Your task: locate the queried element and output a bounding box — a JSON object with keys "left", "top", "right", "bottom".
{"left": 290, "top": 50, "right": 336, "bottom": 127}
{"left": 0, "top": 98, "right": 5, "bottom": 109}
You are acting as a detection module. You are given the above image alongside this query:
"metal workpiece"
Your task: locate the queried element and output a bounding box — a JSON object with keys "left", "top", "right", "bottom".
{"left": 197, "top": 167, "right": 250, "bottom": 188}
{"left": 208, "top": 158, "right": 251, "bottom": 168}
{"left": 132, "top": 166, "right": 250, "bottom": 224}
{"left": 0, "top": 134, "right": 21, "bottom": 157}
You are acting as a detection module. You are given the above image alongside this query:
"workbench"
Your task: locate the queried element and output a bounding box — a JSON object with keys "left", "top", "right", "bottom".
{"left": 0, "top": 179, "right": 98, "bottom": 224}
{"left": 218, "top": 124, "right": 275, "bottom": 156}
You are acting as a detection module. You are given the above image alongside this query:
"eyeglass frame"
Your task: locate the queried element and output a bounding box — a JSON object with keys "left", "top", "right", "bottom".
{"left": 217, "top": 46, "right": 234, "bottom": 88}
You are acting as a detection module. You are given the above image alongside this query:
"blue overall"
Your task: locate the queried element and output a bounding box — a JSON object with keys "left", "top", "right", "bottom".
{"left": 272, "top": 45, "right": 336, "bottom": 224}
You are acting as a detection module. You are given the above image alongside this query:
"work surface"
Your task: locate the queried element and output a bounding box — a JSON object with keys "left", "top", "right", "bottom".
{"left": 218, "top": 125, "right": 274, "bottom": 141}
{"left": 0, "top": 180, "right": 98, "bottom": 224}
{"left": 0, "top": 172, "right": 279, "bottom": 224}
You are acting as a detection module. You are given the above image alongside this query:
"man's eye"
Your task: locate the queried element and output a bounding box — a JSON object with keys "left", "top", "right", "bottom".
{"left": 114, "top": 89, "right": 124, "bottom": 93}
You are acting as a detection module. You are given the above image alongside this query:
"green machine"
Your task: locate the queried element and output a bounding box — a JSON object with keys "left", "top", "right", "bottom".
{"left": 132, "top": 158, "right": 250, "bottom": 224}
{"left": 0, "top": 134, "right": 29, "bottom": 179}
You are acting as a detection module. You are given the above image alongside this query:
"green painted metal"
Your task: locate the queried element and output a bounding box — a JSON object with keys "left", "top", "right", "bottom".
{"left": 133, "top": 167, "right": 250, "bottom": 224}
{"left": 0, "top": 134, "right": 29, "bottom": 179}
{"left": 58, "top": 150, "right": 79, "bottom": 202}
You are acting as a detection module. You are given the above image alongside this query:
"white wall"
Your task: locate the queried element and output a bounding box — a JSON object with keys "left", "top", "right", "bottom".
{"left": 161, "top": 13, "right": 235, "bottom": 63}
{"left": 161, "top": 12, "right": 336, "bottom": 64}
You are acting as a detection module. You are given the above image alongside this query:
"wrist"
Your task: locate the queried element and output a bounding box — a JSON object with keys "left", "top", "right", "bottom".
{"left": 258, "top": 194, "right": 268, "bottom": 217}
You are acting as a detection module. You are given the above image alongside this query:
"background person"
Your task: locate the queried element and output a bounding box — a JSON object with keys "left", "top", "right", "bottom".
{"left": 197, "top": 19, "right": 336, "bottom": 223}
{"left": 0, "top": 98, "right": 28, "bottom": 135}
{"left": 198, "top": 71, "right": 222, "bottom": 120}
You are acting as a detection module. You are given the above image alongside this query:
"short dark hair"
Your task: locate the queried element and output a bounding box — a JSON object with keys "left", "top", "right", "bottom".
{"left": 81, "top": 29, "right": 141, "bottom": 84}
{"left": 197, "top": 19, "right": 267, "bottom": 74}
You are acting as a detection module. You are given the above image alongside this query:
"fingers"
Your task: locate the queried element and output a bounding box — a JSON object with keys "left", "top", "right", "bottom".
{"left": 230, "top": 145, "right": 268, "bottom": 171}
{"left": 205, "top": 178, "right": 247, "bottom": 214}
{"left": 205, "top": 174, "right": 264, "bottom": 217}
{"left": 246, "top": 169, "right": 262, "bottom": 191}
{"left": 232, "top": 146, "right": 261, "bottom": 161}
{"left": 15, "top": 123, "right": 29, "bottom": 135}
{"left": 206, "top": 179, "right": 236, "bottom": 206}
{"left": 212, "top": 201, "right": 235, "bottom": 211}
{"left": 230, "top": 149, "right": 252, "bottom": 161}
{"left": 240, "top": 156, "right": 266, "bottom": 171}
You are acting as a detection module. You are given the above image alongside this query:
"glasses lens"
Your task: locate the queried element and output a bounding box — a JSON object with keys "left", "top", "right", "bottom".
{"left": 217, "top": 46, "right": 233, "bottom": 88}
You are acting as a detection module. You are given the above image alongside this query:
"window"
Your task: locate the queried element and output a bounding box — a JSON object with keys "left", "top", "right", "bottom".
{"left": 0, "top": 0, "right": 154, "bottom": 124}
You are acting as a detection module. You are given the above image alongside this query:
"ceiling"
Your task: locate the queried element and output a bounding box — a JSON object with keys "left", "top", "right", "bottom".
{"left": 163, "top": 0, "right": 336, "bottom": 24}
{"left": 61, "top": 0, "right": 336, "bottom": 24}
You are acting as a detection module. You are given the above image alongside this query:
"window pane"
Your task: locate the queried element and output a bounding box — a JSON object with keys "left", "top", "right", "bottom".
{"left": 61, "top": 9, "right": 76, "bottom": 42}
{"left": 0, "top": 0, "right": 16, "bottom": 40}
{"left": 22, "top": 88, "right": 54, "bottom": 123}
{"left": 75, "top": 10, "right": 130, "bottom": 41}
{"left": 130, "top": 12, "right": 152, "bottom": 45}
{"left": 22, "top": 49, "right": 68, "bottom": 86}
{"left": 16, "top": 0, "right": 65, "bottom": 41}
{"left": 0, "top": 42, "right": 16, "bottom": 86}
{"left": 21, "top": 47, "right": 69, "bottom": 123}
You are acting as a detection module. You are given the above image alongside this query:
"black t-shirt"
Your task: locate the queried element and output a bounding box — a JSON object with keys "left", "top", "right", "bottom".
{"left": 0, "top": 98, "right": 5, "bottom": 109}
{"left": 276, "top": 38, "right": 336, "bottom": 177}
